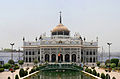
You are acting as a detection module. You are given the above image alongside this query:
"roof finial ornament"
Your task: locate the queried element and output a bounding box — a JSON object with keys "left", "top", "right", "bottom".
{"left": 59, "top": 11, "right": 62, "bottom": 24}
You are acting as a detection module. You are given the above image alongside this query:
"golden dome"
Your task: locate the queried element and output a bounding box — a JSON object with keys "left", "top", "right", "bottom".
{"left": 52, "top": 23, "right": 70, "bottom": 32}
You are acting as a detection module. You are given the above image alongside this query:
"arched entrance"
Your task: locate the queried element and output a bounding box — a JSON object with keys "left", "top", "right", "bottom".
{"left": 72, "top": 54, "right": 76, "bottom": 62}
{"left": 65, "top": 54, "right": 70, "bottom": 62}
{"left": 58, "top": 54, "right": 63, "bottom": 62}
{"left": 29, "top": 57, "right": 31, "bottom": 62}
{"left": 45, "top": 54, "right": 49, "bottom": 62}
{"left": 51, "top": 54, "right": 56, "bottom": 62}
{"left": 90, "top": 57, "right": 92, "bottom": 63}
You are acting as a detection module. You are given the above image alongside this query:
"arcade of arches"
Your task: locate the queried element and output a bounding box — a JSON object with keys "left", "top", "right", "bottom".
{"left": 24, "top": 48, "right": 97, "bottom": 63}
{"left": 44, "top": 54, "right": 76, "bottom": 62}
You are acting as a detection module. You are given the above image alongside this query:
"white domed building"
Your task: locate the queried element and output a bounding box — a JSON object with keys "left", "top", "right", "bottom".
{"left": 23, "top": 12, "right": 98, "bottom": 66}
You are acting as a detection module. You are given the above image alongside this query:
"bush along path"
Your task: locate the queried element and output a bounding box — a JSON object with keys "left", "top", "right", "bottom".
{"left": 84, "top": 67, "right": 117, "bottom": 79}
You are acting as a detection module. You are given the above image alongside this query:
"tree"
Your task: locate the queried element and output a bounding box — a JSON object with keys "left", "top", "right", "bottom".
{"left": 111, "top": 58, "right": 119, "bottom": 66}
{"left": 18, "top": 60, "right": 24, "bottom": 68}
{"left": 118, "top": 63, "right": 120, "bottom": 67}
{"left": 24, "top": 70, "right": 28, "bottom": 76}
{"left": 34, "top": 59, "right": 38, "bottom": 65}
{"left": 105, "top": 74, "right": 110, "bottom": 79}
{"left": 96, "top": 61, "right": 100, "bottom": 67}
{"left": 3, "top": 63, "right": 11, "bottom": 69}
{"left": 15, "top": 74, "right": 19, "bottom": 79}
{"left": 92, "top": 69, "right": 97, "bottom": 76}
{"left": 19, "top": 68, "right": 25, "bottom": 77}
{"left": 0, "top": 68, "right": 4, "bottom": 72}
{"left": 0, "top": 64, "right": 2, "bottom": 68}
{"left": 105, "top": 59, "right": 110, "bottom": 65}
{"left": 110, "top": 63, "right": 116, "bottom": 68}
{"left": 101, "top": 73, "right": 105, "bottom": 79}
{"left": 8, "top": 59, "right": 14, "bottom": 65}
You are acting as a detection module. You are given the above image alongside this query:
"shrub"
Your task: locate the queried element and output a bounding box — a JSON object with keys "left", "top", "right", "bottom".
{"left": 24, "top": 70, "right": 28, "bottom": 76}
{"left": 112, "top": 77, "right": 116, "bottom": 79}
{"left": 100, "top": 65, "right": 106, "bottom": 68}
{"left": 88, "top": 69, "right": 92, "bottom": 74}
{"left": 111, "top": 58, "right": 119, "bottom": 66}
{"left": 15, "top": 66, "right": 19, "bottom": 70}
{"left": 92, "top": 69, "right": 97, "bottom": 76}
{"left": 15, "top": 74, "right": 19, "bottom": 79}
{"left": 36, "top": 67, "right": 40, "bottom": 71}
{"left": 8, "top": 77, "right": 11, "bottom": 79}
{"left": 18, "top": 60, "right": 24, "bottom": 67}
{"left": 110, "top": 63, "right": 116, "bottom": 68}
{"left": 106, "top": 63, "right": 110, "bottom": 67}
{"left": 105, "top": 74, "right": 110, "bottom": 79}
{"left": 0, "top": 68, "right": 4, "bottom": 72}
{"left": 3, "top": 63, "right": 11, "bottom": 69}
{"left": 34, "top": 59, "right": 38, "bottom": 65}
{"left": 8, "top": 59, "right": 14, "bottom": 65}
{"left": 96, "top": 61, "right": 100, "bottom": 67}
{"left": 19, "top": 68, "right": 25, "bottom": 77}
{"left": 0, "top": 64, "right": 3, "bottom": 68}
{"left": 97, "top": 73, "right": 100, "bottom": 77}
{"left": 101, "top": 73, "right": 105, "bottom": 79}
{"left": 85, "top": 68, "right": 88, "bottom": 72}
{"left": 29, "top": 68, "right": 36, "bottom": 74}
{"left": 105, "top": 59, "right": 110, "bottom": 65}
{"left": 118, "top": 63, "right": 120, "bottom": 67}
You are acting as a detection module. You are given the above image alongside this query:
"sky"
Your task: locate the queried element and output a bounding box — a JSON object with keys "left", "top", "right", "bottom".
{"left": 0, "top": 0, "right": 120, "bottom": 52}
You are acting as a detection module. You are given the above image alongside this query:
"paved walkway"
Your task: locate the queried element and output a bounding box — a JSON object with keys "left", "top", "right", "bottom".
{"left": 0, "top": 67, "right": 32, "bottom": 79}
{"left": 95, "top": 67, "right": 120, "bottom": 79}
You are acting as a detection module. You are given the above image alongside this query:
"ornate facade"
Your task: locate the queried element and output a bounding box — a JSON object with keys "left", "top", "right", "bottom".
{"left": 23, "top": 12, "right": 98, "bottom": 65}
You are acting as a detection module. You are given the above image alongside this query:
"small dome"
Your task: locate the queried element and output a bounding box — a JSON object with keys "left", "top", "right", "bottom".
{"left": 52, "top": 23, "right": 70, "bottom": 32}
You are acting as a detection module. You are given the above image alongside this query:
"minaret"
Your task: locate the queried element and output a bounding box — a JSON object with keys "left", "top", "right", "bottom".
{"left": 59, "top": 11, "right": 62, "bottom": 24}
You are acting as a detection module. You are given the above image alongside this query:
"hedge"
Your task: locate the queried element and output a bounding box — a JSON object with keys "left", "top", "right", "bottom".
{"left": 101, "top": 73, "right": 105, "bottom": 79}
{"left": 0, "top": 68, "right": 4, "bottom": 72}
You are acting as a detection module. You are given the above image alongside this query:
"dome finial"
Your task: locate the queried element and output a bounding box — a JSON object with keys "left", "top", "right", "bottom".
{"left": 59, "top": 11, "right": 62, "bottom": 24}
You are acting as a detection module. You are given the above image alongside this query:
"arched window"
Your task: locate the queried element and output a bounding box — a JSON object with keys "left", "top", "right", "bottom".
{"left": 81, "top": 57, "right": 83, "bottom": 62}
{"left": 51, "top": 54, "right": 56, "bottom": 62}
{"left": 26, "top": 51, "right": 28, "bottom": 55}
{"left": 90, "top": 51, "right": 92, "bottom": 55}
{"left": 29, "top": 51, "right": 31, "bottom": 55}
{"left": 38, "top": 56, "right": 40, "bottom": 62}
{"left": 58, "top": 54, "right": 63, "bottom": 62}
{"left": 90, "top": 57, "right": 92, "bottom": 63}
{"left": 38, "top": 50, "right": 40, "bottom": 54}
{"left": 87, "top": 51, "right": 88, "bottom": 55}
{"left": 45, "top": 54, "right": 49, "bottom": 62}
{"left": 29, "top": 57, "right": 31, "bottom": 62}
{"left": 32, "top": 51, "right": 34, "bottom": 55}
{"left": 65, "top": 54, "right": 70, "bottom": 62}
{"left": 93, "top": 57, "right": 95, "bottom": 62}
{"left": 72, "top": 54, "right": 76, "bottom": 62}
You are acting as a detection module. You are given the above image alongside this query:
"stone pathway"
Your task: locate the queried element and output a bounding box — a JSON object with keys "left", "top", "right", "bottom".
{"left": 95, "top": 67, "right": 120, "bottom": 79}
{"left": 0, "top": 67, "right": 32, "bottom": 79}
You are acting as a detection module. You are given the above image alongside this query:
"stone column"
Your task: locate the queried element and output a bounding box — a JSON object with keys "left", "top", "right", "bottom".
{"left": 63, "top": 54, "right": 65, "bottom": 62}
{"left": 63, "top": 48, "right": 65, "bottom": 62}
{"left": 50, "top": 48, "right": 51, "bottom": 62}
{"left": 70, "top": 48, "right": 71, "bottom": 62}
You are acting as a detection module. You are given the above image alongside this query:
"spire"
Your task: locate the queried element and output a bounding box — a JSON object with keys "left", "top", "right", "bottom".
{"left": 59, "top": 11, "right": 62, "bottom": 24}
